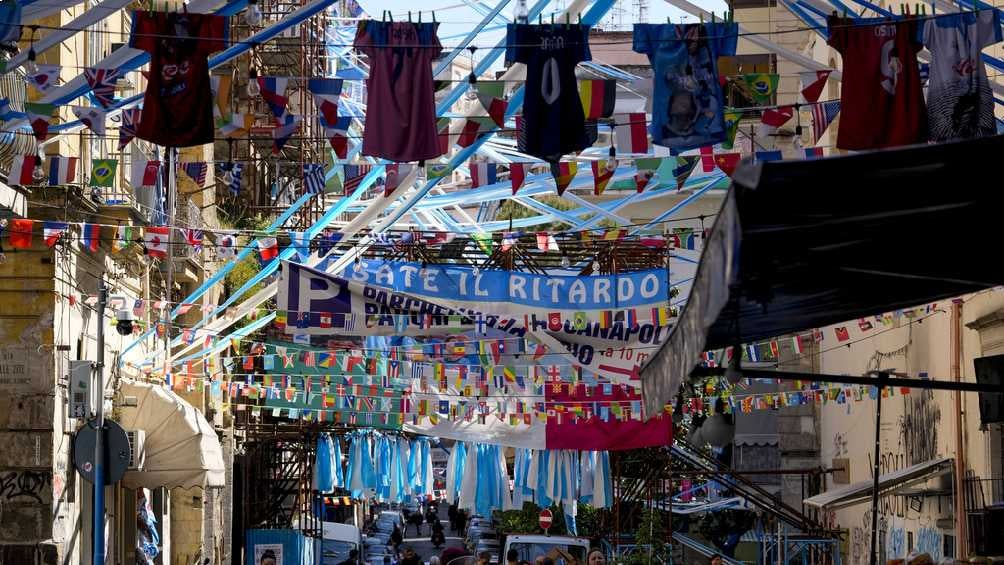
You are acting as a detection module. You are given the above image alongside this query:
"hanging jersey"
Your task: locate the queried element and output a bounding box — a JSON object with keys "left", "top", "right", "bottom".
{"left": 921, "top": 11, "right": 1003, "bottom": 141}
{"left": 633, "top": 23, "right": 738, "bottom": 152}
{"left": 354, "top": 21, "right": 443, "bottom": 162}
{"left": 827, "top": 16, "right": 927, "bottom": 149}
{"left": 130, "top": 11, "right": 228, "bottom": 147}
{"left": 506, "top": 24, "right": 592, "bottom": 163}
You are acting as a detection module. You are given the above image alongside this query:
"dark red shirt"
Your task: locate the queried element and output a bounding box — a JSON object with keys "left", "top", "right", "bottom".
{"left": 131, "top": 11, "right": 228, "bottom": 147}
{"left": 827, "top": 16, "right": 927, "bottom": 150}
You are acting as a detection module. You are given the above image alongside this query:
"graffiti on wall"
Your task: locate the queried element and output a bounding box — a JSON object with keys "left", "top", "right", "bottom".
{"left": 886, "top": 525, "right": 906, "bottom": 560}
{"left": 916, "top": 526, "right": 943, "bottom": 561}
{"left": 900, "top": 389, "right": 941, "bottom": 466}
{"left": 0, "top": 470, "right": 51, "bottom": 503}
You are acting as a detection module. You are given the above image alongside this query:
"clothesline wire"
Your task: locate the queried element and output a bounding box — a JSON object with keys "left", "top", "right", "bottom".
{"left": 11, "top": 10, "right": 997, "bottom": 51}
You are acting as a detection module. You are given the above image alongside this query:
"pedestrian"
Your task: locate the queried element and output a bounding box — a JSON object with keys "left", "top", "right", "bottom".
{"left": 430, "top": 557, "right": 441, "bottom": 565}
{"left": 587, "top": 549, "right": 605, "bottom": 565}
{"left": 401, "top": 547, "right": 422, "bottom": 565}
{"left": 456, "top": 510, "right": 467, "bottom": 536}
{"left": 478, "top": 552, "right": 492, "bottom": 565}
{"left": 391, "top": 524, "right": 404, "bottom": 551}
{"left": 426, "top": 506, "right": 440, "bottom": 534}
{"left": 409, "top": 511, "right": 424, "bottom": 537}
{"left": 447, "top": 503, "right": 459, "bottom": 533}
{"left": 506, "top": 549, "right": 520, "bottom": 565}
{"left": 710, "top": 555, "right": 724, "bottom": 565}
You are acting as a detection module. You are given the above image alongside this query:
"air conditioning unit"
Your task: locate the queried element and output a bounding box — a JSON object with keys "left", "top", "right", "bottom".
{"left": 125, "top": 430, "right": 146, "bottom": 470}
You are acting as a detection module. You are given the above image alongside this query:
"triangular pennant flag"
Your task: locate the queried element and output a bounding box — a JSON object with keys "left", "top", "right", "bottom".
{"left": 713, "top": 152, "right": 741, "bottom": 177}
{"left": 90, "top": 159, "right": 118, "bottom": 187}
{"left": 722, "top": 108, "right": 742, "bottom": 150}
{"left": 24, "top": 102, "right": 56, "bottom": 141}
{"left": 308, "top": 77, "right": 344, "bottom": 126}
{"left": 272, "top": 114, "right": 301, "bottom": 154}
{"left": 476, "top": 81, "right": 508, "bottom": 127}
{"left": 811, "top": 101, "right": 841, "bottom": 142}
{"left": 323, "top": 115, "right": 351, "bottom": 158}
{"left": 72, "top": 106, "right": 107, "bottom": 136}
{"left": 457, "top": 118, "right": 489, "bottom": 148}
{"left": 258, "top": 76, "right": 290, "bottom": 119}
{"left": 761, "top": 105, "right": 794, "bottom": 128}
{"left": 118, "top": 108, "right": 141, "bottom": 150}
{"left": 84, "top": 67, "right": 121, "bottom": 108}
{"left": 550, "top": 162, "right": 577, "bottom": 196}
{"left": 131, "top": 159, "right": 161, "bottom": 189}
{"left": 509, "top": 163, "right": 527, "bottom": 195}
{"left": 591, "top": 159, "right": 616, "bottom": 195}
{"left": 579, "top": 79, "right": 616, "bottom": 120}
{"left": 672, "top": 156, "right": 699, "bottom": 189}
{"left": 25, "top": 64, "right": 61, "bottom": 92}
{"left": 800, "top": 70, "right": 831, "bottom": 103}
{"left": 634, "top": 157, "right": 662, "bottom": 193}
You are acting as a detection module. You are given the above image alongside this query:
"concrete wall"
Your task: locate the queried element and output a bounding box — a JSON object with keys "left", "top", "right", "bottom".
{"left": 815, "top": 290, "right": 1004, "bottom": 563}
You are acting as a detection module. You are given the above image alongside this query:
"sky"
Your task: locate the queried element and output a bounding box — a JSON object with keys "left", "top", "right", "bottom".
{"left": 357, "top": 0, "right": 729, "bottom": 68}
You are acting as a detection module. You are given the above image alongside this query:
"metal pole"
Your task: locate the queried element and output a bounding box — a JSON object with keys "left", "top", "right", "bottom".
{"left": 952, "top": 298, "right": 968, "bottom": 556}
{"left": 164, "top": 148, "right": 176, "bottom": 376}
{"left": 93, "top": 278, "right": 107, "bottom": 565}
{"left": 869, "top": 374, "right": 886, "bottom": 565}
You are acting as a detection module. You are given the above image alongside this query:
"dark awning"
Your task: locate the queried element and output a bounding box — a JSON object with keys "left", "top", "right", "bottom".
{"left": 641, "top": 134, "right": 1004, "bottom": 414}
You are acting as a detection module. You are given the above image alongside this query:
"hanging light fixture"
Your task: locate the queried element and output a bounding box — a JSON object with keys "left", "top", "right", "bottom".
{"left": 560, "top": 255, "right": 571, "bottom": 268}
{"left": 32, "top": 155, "right": 47, "bottom": 184}
{"left": 247, "top": 66, "right": 260, "bottom": 97}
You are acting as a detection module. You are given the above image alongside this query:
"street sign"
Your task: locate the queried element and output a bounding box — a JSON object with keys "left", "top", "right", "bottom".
{"left": 539, "top": 508, "right": 553, "bottom": 532}
{"left": 73, "top": 418, "right": 131, "bottom": 485}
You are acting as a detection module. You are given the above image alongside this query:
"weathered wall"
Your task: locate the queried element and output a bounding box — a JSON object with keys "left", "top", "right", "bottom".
{"left": 817, "top": 290, "right": 1004, "bottom": 563}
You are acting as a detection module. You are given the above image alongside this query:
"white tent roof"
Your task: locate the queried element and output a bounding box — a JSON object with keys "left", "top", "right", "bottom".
{"left": 117, "top": 380, "right": 225, "bottom": 490}
{"left": 803, "top": 457, "right": 953, "bottom": 511}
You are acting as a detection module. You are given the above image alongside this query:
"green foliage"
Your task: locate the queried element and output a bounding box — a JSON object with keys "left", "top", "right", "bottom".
{"left": 617, "top": 509, "right": 670, "bottom": 565}
{"left": 495, "top": 502, "right": 602, "bottom": 538}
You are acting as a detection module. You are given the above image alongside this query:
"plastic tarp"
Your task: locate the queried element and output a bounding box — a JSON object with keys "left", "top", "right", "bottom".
{"left": 803, "top": 457, "right": 953, "bottom": 510}
{"left": 641, "top": 134, "right": 1004, "bottom": 414}
{"left": 118, "top": 379, "right": 225, "bottom": 489}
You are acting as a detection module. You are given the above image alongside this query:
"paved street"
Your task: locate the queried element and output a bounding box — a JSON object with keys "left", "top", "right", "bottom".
{"left": 399, "top": 506, "right": 465, "bottom": 563}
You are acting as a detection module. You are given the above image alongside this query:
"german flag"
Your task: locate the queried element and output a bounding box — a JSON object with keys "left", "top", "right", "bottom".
{"left": 579, "top": 79, "right": 616, "bottom": 120}
{"left": 599, "top": 310, "right": 613, "bottom": 329}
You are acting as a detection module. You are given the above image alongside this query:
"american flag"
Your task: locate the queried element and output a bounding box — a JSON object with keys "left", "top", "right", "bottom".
{"left": 182, "top": 162, "right": 208, "bottom": 187}
{"left": 342, "top": 165, "right": 371, "bottom": 195}
{"left": 811, "top": 101, "right": 841, "bottom": 142}
{"left": 118, "top": 108, "right": 140, "bottom": 150}
{"left": 303, "top": 163, "right": 325, "bottom": 194}
{"left": 84, "top": 67, "right": 121, "bottom": 108}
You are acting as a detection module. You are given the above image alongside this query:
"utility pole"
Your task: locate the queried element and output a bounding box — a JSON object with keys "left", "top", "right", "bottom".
{"left": 164, "top": 147, "right": 176, "bottom": 377}
{"left": 93, "top": 278, "right": 107, "bottom": 565}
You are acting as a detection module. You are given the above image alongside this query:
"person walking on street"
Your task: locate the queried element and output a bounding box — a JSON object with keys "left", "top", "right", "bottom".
{"left": 401, "top": 547, "right": 422, "bottom": 565}
{"left": 426, "top": 507, "right": 440, "bottom": 535}
{"left": 391, "top": 524, "right": 404, "bottom": 552}
{"left": 447, "top": 503, "right": 459, "bottom": 533}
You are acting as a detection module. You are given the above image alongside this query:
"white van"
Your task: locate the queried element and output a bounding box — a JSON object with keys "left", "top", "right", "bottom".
{"left": 323, "top": 522, "right": 362, "bottom": 565}
{"left": 502, "top": 535, "right": 590, "bottom": 565}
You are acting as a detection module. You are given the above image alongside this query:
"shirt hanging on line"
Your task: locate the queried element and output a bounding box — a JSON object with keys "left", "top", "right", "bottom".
{"left": 130, "top": 11, "right": 229, "bottom": 147}
{"left": 827, "top": 16, "right": 927, "bottom": 150}
{"left": 920, "top": 10, "right": 1003, "bottom": 142}
{"left": 354, "top": 21, "right": 443, "bottom": 162}
{"left": 633, "top": 22, "right": 738, "bottom": 153}
{"left": 506, "top": 23, "right": 592, "bottom": 163}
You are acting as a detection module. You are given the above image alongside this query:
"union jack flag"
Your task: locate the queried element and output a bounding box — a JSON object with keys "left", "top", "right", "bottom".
{"left": 118, "top": 108, "right": 140, "bottom": 150}
{"left": 180, "top": 228, "right": 204, "bottom": 250}
{"left": 84, "top": 67, "right": 121, "bottom": 108}
{"left": 302, "top": 163, "right": 325, "bottom": 194}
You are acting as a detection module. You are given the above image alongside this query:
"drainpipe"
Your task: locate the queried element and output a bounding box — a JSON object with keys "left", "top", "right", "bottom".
{"left": 952, "top": 298, "right": 967, "bottom": 558}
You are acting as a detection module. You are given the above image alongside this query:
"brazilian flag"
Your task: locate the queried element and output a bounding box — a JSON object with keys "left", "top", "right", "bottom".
{"left": 90, "top": 159, "right": 118, "bottom": 187}
{"left": 740, "top": 73, "right": 779, "bottom": 104}
{"left": 722, "top": 108, "right": 743, "bottom": 150}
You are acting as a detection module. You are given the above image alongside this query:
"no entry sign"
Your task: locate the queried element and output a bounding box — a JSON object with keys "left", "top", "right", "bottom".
{"left": 539, "top": 508, "right": 553, "bottom": 532}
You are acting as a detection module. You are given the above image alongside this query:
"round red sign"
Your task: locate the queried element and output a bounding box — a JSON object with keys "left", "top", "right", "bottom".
{"left": 539, "top": 508, "right": 553, "bottom": 530}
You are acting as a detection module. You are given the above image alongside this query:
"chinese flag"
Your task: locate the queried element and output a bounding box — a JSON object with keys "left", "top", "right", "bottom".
{"left": 8, "top": 219, "right": 34, "bottom": 249}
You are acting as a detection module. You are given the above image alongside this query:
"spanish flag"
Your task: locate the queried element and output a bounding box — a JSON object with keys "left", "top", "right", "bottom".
{"left": 579, "top": 79, "right": 616, "bottom": 120}
{"left": 591, "top": 159, "right": 615, "bottom": 195}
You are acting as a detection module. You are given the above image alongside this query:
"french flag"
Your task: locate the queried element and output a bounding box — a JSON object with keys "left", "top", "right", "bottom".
{"left": 47, "top": 156, "right": 77, "bottom": 186}
{"left": 470, "top": 162, "right": 497, "bottom": 188}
